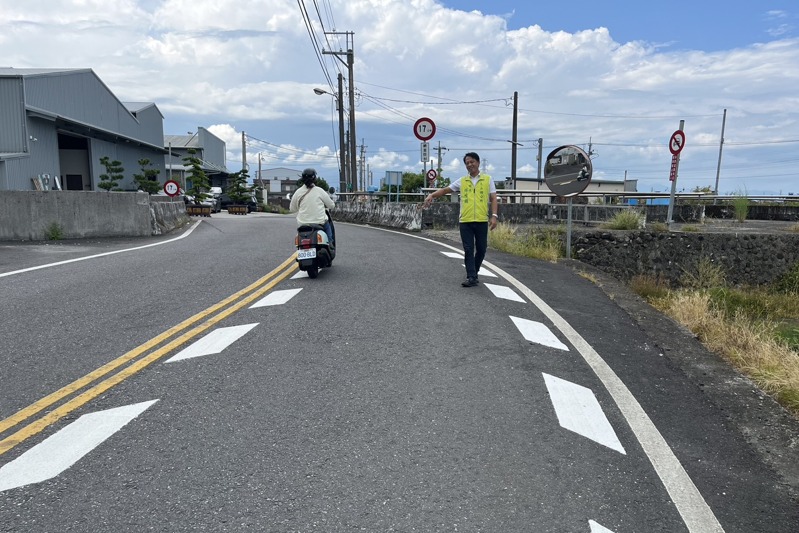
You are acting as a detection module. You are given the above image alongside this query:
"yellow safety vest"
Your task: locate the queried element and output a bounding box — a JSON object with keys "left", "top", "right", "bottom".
{"left": 459, "top": 173, "right": 491, "bottom": 223}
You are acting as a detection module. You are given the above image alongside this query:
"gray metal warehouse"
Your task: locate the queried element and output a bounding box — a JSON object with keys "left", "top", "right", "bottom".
{"left": 0, "top": 67, "right": 166, "bottom": 192}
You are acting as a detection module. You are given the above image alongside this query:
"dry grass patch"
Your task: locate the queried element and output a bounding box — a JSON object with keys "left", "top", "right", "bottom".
{"left": 651, "top": 291, "right": 799, "bottom": 416}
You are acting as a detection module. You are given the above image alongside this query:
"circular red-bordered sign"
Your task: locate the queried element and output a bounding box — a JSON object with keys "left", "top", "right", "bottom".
{"left": 669, "top": 130, "right": 686, "bottom": 155}
{"left": 413, "top": 117, "right": 436, "bottom": 141}
{"left": 164, "top": 179, "right": 181, "bottom": 197}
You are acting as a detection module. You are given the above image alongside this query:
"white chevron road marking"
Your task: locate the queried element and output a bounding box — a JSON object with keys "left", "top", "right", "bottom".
{"left": 510, "top": 316, "right": 569, "bottom": 351}
{"left": 0, "top": 400, "right": 158, "bottom": 492}
{"left": 544, "top": 373, "right": 626, "bottom": 454}
{"left": 484, "top": 283, "right": 526, "bottom": 302}
{"left": 589, "top": 520, "right": 616, "bottom": 533}
{"left": 250, "top": 288, "right": 303, "bottom": 308}
{"left": 165, "top": 323, "right": 259, "bottom": 363}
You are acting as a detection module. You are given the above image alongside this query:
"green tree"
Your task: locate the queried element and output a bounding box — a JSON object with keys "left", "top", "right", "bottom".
{"left": 133, "top": 158, "right": 162, "bottom": 195}
{"left": 98, "top": 156, "right": 124, "bottom": 191}
{"left": 401, "top": 172, "right": 424, "bottom": 193}
{"left": 184, "top": 149, "right": 210, "bottom": 205}
{"left": 226, "top": 169, "right": 251, "bottom": 205}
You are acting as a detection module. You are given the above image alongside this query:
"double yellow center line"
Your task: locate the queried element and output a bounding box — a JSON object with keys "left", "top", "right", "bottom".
{"left": 0, "top": 254, "right": 298, "bottom": 456}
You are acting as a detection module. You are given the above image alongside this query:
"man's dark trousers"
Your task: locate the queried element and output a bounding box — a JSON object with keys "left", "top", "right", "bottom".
{"left": 459, "top": 221, "right": 488, "bottom": 280}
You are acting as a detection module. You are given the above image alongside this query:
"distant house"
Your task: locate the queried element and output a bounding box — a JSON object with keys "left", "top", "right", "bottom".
{"left": 0, "top": 68, "right": 167, "bottom": 191}
{"left": 255, "top": 167, "right": 307, "bottom": 198}
{"left": 165, "top": 127, "right": 229, "bottom": 191}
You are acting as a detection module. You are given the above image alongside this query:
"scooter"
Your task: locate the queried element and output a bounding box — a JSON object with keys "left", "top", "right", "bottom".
{"left": 294, "top": 211, "right": 336, "bottom": 279}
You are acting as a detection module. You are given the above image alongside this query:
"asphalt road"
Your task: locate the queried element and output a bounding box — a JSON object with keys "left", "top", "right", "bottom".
{"left": 0, "top": 212, "right": 797, "bottom": 532}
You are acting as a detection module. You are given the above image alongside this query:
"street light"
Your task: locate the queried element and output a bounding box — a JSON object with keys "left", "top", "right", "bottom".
{"left": 314, "top": 73, "right": 347, "bottom": 195}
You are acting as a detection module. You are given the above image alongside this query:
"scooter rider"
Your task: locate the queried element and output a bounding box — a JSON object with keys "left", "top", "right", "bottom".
{"left": 289, "top": 168, "right": 335, "bottom": 246}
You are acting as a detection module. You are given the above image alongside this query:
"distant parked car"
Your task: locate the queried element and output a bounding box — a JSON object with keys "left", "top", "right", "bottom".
{"left": 219, "top": 193, "right": 258, "bottom": 212}
{"left": 185, "top": 193, "right": 221, "bottom": 213}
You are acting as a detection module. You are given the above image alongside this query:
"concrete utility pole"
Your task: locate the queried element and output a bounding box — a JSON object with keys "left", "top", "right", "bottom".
{"left": 241, "top": 131, "right": 246, "bottom": 172}
{"left": 714, "top": 108, "right": 727, "bottom": 199}
{"left": 323, "top": 31, "right": 357, "bottom": 193}
{"left": 435, "top": 142, "right": 448, "bottom": 178}
{"left": 536, "top": 138, "right": 543, "bottom": 181}
{"left": 511, "top": 91, "right": 518, "bottom": 186}
{"left": 359, "top": 139, "right": 367, "bottom": 191}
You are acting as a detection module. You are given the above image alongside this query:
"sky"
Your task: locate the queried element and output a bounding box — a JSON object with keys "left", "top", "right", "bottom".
{"left": 2, "top": 0, "right": 798, "bottom": 195}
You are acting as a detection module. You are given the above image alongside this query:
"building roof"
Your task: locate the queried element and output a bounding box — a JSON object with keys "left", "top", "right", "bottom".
{"left": 0, "top": 67, "right": 90, "bottom": 77}
{"left": 164, "top": 134, "right": 200, "bottom": 148}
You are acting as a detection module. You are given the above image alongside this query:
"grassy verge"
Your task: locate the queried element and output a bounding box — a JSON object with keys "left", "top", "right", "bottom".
{"left": 489, "top": 221, "right": 799, "bottom": 418}
{"left": 629, "top": 262, "right": 799, "bottom": 417}
{"left": 488, "top": 222, "right": 563, "bottom": 261}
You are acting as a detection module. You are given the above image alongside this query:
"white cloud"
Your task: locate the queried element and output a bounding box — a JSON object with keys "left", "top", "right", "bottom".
{"left": 1, "top": 0, "right": 798, "bottom": 194}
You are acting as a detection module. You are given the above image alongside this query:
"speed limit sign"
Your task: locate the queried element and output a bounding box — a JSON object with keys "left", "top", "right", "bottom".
{"left": 164, "top": 179, "right": 180, "bottom": 197}
{"left": 413, "top": 117, "right": 436, "bottom": 141}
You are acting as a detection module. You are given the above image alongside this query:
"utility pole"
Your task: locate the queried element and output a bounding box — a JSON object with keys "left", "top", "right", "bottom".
{"left": 714, "top": 108, "right": 727, "bottom": 200}
{"left": 536, "top": 138, "right": 543, "bottom": 181}
{"left": 435, "top": 142, "right": 448, "bottom": 180}
{"left": 337, "top": 73, "right": 346, "bottom": 194}
{"left": 323, "top": 32, "right": 357, "bottom": 193}
{"left": 511, "top": 91, "right": 518, "bottom": 187}
{"left": 241, "top": 131, "right": 246, "bottom": 172}
{"left": 359, "top": 139, "right": 367, "bottom": 191}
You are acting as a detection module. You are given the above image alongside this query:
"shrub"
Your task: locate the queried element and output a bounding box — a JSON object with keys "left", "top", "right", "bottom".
{"left": 732, "top": 192, "right": 749, "bottom": 222}
{"left": 488, "top": 223, "right": 562, "bottom": 261}
{"left": 680, "top": 256, "right": 726, "bottom": 289}
{"left": 772, "top": 263, "right": 799, "bottom": 295}
{"left": 45, "top": 222, "right": 64, "bottom": 240}
{"left": 629, "top": 274, "right": 670, "bottom": 300}
{"left": 602, "top": 209, "right": 643, "bottom": 230}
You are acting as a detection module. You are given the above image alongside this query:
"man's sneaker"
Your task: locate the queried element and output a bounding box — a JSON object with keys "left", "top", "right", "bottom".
{"left": 461, "top": 277, "right": 478, "bottom": 287}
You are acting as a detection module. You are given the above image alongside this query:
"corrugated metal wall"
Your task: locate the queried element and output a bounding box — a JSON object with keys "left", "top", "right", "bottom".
{"left": 24, "top": 70, "right": 163, "bottom": 147}
{"left": 3, "top": 118, "right": 61, "bottom": 190}
{"left": 0, "top": 78, "right": 26, "bottom": 153}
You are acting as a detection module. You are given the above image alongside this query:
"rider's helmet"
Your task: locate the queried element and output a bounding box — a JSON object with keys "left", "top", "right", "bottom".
{"left": 301, "top": 168, "right": 317, "bottom": 186}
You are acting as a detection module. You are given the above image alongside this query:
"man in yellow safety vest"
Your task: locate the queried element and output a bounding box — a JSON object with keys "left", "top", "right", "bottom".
{"left": 422, "top": 152, "right": 498, "bottom": 287}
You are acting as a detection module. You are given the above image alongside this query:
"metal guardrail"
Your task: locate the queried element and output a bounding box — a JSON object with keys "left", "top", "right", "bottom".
{"left": 334, "top": 189, "right": 799, "bottom": 204}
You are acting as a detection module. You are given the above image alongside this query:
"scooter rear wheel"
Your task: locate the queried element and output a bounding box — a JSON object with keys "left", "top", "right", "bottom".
{"left": 307, "top": 266, "right": 319, "bottom": 279}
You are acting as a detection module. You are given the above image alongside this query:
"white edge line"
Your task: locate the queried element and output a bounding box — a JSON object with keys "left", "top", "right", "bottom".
{"left": 0, "top": 221, "right": 203, "bottom": 278}
{"left": 361, "top": 226, "right": 724, "bottom": 533}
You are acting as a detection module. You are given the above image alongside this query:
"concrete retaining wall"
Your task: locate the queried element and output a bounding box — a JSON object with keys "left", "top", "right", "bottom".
{"left": 334, "top": 201, "right": 422, "bottom": 231}
{"left": 0, "top": 191, "right": 189, "bottom": 240}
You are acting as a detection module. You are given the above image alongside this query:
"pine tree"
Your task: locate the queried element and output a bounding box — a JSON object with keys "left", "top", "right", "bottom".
{"left": 133, "top": 158, "right": 162, "bottom": 195}
{"left": 98, "top": 156, "right": 124, "bottom": 191}
{"left": 184, "top": 149, "right": 210, "bottom": 204}
{"left": 226, "top": 169, "right": 251, "bottom": 205}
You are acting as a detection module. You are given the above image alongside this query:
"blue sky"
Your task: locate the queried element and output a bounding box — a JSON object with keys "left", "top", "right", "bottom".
{"left": 444, "top": 1, "right": 798, "bottom": 51}
{"left": 2, "top": 0, "right": 798, "bottom": 195}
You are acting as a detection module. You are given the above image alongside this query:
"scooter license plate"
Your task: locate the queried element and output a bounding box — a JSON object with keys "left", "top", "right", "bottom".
{"left": 297, "top": 248, "right": 317, "bottom": 260}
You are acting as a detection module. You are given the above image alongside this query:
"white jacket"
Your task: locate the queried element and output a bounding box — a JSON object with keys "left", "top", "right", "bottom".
{"left": 289, "top": 184, "right": 335, "bottom": 225}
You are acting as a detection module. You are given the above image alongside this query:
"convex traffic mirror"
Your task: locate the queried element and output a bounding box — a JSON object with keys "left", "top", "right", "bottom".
{"left": 543, "top": 145, "right": 592, "bottom": 197}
